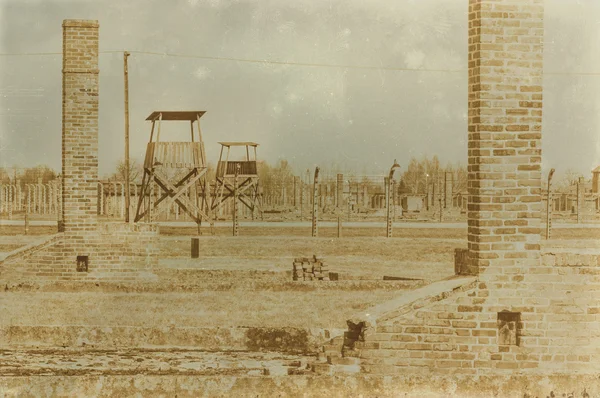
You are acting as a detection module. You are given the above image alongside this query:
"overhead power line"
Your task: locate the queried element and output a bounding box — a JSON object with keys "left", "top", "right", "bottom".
{"left": 1, "top": 50, "right": 600, "bottom": 76}
{"left": 126, "top": 50, "right": 464, "bottom": 73}
{"left": 0, "top": 50, "right": 463, "bottom": 73}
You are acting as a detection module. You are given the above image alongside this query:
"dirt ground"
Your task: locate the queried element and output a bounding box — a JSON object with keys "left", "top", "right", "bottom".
{"left": 0, "top": 349, "right": 311, "bottom": 377}
{"left": 0, "top": 289, "right": 407, "bottom": 329}
{"left": 3, "top": 223, "right": 600, "bottom": 240}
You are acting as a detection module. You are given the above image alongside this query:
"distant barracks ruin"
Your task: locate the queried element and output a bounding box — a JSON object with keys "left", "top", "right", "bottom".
{"left": 1, "top": 0, "right": 600, "bottom": 396}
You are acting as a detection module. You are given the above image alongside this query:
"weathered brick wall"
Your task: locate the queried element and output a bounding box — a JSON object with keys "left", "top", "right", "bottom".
{"left": 533, "top": 252, "right": 600, "bottom": 370}
{"left": 62, "top": 20, "right": 99, "bottom": 235}
{"left": 355, "top": 250, "right": 600, "bottom": 374}
{"left": 1, "top": 223, "right": 159, "bottom": 282}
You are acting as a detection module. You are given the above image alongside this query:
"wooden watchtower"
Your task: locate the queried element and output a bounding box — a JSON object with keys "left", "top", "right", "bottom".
{"left": 211, "top": 142, "right": 263, "bottom": 219}
{"left": 135, "top": 111, "right": 210, "bottom": 226}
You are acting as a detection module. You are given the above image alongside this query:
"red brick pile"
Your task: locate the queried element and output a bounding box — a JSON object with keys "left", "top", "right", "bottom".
{"left": 292, "top": 255, "right": 329, "bottom": 281}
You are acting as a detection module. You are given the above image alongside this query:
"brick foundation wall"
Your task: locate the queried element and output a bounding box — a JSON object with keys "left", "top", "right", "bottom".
{"left": 354, "top": 250, "right": 600, "bottom": 374}
{"left": 1, "top": 223, "right": 159, "bottom": 282}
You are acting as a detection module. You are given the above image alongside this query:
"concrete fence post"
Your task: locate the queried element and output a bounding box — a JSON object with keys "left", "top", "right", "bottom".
{"left": 577, "top": 177, "right": 584, "bottom": 224}
{"left": 191, "top": 237, "right": 200, "bottom": 258}
{"left": 312, "top": 167, "right": 320, "bottom": 237}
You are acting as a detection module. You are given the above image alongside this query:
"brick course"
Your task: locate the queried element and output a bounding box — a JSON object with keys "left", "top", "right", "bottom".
{"left": 1, "top": 223, "right": 159, "bottom": 282}
{"left": 354, "top": 249, "right": 600, "bottom": 374}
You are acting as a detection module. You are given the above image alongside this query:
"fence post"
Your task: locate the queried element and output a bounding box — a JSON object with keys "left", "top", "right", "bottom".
{"left": 233, "top": 164, "right": 240, "bottom": 236}
{"left": 312, "top": 167, "right": 320, "bottom": 237}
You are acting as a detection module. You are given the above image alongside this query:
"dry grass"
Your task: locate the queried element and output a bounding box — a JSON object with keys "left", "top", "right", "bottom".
{"left": 2, "top": 224, "right": 599, "bottom": 331}
{"left": 0, "top": 290, "right": 403, "bottom": 329}
{"left": 158, "top": 235, "right": 461, "bottom": 259}
{"left": 158, "top": 235, "right": 459, "bottom": 280}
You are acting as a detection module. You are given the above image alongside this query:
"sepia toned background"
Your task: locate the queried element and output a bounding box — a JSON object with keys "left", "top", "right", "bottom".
{"left": 1, "top": 0, "right": 599, "bottom": 177}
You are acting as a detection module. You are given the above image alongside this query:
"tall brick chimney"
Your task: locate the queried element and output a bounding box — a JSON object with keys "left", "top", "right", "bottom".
{"left": 467, "top": 0, "right": 543, "bottom": 275}
{"left": 61, "top": 20, "right": 99, "bottom": 234}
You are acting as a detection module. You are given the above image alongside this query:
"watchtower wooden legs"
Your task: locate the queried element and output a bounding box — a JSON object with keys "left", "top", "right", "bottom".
{"left": 134, "top": 167, "right": 210, "bottom": 225}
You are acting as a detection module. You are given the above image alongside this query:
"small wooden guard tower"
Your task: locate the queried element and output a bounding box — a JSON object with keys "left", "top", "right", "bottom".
{"left": 211, "top": 142, "right": 263, "bottom": 219}
{"left": 135, "top": 111, "right": 210, "bottom": 226}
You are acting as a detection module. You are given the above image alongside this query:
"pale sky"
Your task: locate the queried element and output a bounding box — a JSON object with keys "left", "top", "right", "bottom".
{"left": 1, "top": 0, "right": 600, "bottom": 179}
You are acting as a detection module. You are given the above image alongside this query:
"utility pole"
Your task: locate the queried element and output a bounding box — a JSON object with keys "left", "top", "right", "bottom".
{"left": 124, "top": 51, "right": 131, "bottom": 223}
{"left": 233, "top": 164, "right": 240, "bottom": 236}
{"left": 386, "top": 160, "right": 400, "bottom": 238}
{"left": 24, "top": 188, "right": 29, "bottom": 235}
{"left": 302, "top": 169, "right": 309, "bottom": 221}
{"left": 300, "top": 178, "right": 303, "bottom": 220}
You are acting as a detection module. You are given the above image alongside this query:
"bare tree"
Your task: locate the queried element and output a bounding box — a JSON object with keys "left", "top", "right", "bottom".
{"left": 16, "top": 165, "right": 57, "bottom": 184}
{"left": 401, "top": 158, "right": 421, "bottom": 194}
{"left": 110, "top": 159, "right": 141, "bottom": 183}
{"left": 554, "top": 169, "right": 584, "bottom": 192}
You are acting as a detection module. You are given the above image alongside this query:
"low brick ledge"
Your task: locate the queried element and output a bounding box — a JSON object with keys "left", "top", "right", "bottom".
{"left": 542, "top": 250, "right": 600, "bottom": 267}
{"left": 0, "top": 223, "right": 158, "bottom": 265}
{"left": 0, "top": 233, "right": 64, "bottom": 264}
{"left": 348, "top": 276, "right": 477, "bottom": 328}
